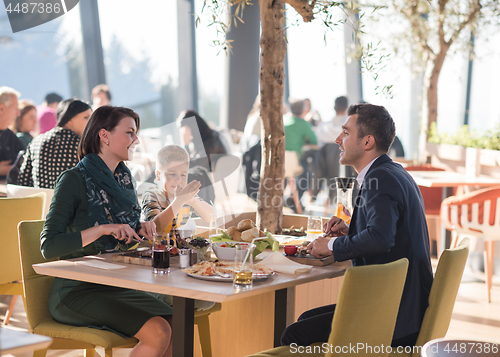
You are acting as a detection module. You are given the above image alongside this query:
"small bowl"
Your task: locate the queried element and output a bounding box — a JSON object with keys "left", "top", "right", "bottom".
{"left": 284, "top": 245, "right": 298, "bottom": 256}
{"left": 212, "top": 242, "right": 251, "bottom": 261}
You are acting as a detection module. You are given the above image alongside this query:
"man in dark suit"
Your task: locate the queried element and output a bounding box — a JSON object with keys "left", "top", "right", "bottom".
{"left": 281, "top": 103, "right": 433, "bottom": 348}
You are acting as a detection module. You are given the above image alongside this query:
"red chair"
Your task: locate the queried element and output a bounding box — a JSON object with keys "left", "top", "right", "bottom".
{"left": 406, "top": 165, "right": 446, "bottom": 255}
{"left": 441, "top": 186, "right": 500, "bottom": 302}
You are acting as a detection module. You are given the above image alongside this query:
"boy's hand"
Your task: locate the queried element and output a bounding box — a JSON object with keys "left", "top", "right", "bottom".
{"left": 175, "top": 180, "right": 201, "bottom": 205}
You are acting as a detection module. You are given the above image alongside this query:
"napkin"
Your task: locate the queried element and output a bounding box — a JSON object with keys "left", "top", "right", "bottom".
{"left": 76, "top": 260, "right": 127, "bottom": 270}
{"left": 260, "top": 251, "right": 312, "bottom": 275}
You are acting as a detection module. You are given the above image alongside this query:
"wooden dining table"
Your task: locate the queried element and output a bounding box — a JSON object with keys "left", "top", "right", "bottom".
{"left": 407, "top": 170, "right": 500, "bottom": 254}
{"left": 33, "top": 254, "right": 350, "bottom": 357}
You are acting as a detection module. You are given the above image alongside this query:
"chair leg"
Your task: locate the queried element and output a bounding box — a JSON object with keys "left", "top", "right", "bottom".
{"left": 85, "top": 349, "right": 96, "bottom": 357}
{"left": 484, "top": 241, "right": 494, "bottom": 303}
{"left": 450, "top": 231, "right": 459, "bottom": 249}
{"left": 289, "top": 178, "right": 302, "bottom": 214}
{"left": 33, "top": 349, "right": 48, "bottom": 357}
{"left": 104, "top": 348, "right": 113, "bottom": 357}
{"left": 196, "top": 315, "right": 213, "bottom": 357}
{"left": 3, "top": 295, "right": 18, "bottom": 325}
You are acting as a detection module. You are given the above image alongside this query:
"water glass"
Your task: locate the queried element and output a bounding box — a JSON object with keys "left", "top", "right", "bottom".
{"left": 152, "top": 233, "right": 170, "bottom": 274}
{"left": 233, "top": 243, "right": 255, "bottom": 290}
{"left": 209, "top": 213, "right": 225, "bottom": 238}
{"left": 307, "top": 216, "right": 323, "bottom": 241}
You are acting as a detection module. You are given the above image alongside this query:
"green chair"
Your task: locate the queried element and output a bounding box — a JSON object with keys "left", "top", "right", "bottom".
{"left": 18, "top": 220, "right": 221, "bottom": 357}
{"left": 388, "top": 238, "right": 470, "bottom": 357}
{"left": 0, "top": 193, "right": 45, "bottom": 325}
{"left": 247, "top": 258, "right": 409, "bottom": 357}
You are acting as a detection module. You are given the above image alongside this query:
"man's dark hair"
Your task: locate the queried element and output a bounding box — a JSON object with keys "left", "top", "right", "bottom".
{"left": 45, "top": 93, "right": 63, "bottom": 105}
{"left": 334, "top": 96, "right": 348, "bottom": 113}
{"left": 288, "top": 98, "right": 304, "bottom": 117}
{"left": 347, "top": 103, "right": 395, "bottom": 153}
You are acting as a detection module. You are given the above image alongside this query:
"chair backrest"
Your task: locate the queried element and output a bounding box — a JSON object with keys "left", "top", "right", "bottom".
{"left": 412, "top": 238, "right": 470, "bottom": 357}
{"left": 326, "top": 258, "right": 409, "bottom": 357}
{"left": 440, "top": 187, "right": 500, "bottom": 237}
{"left": 18, "top": 220, "right": 57, "bottom": 332}
{"left": 6, "top": 184, "right": 54, "bottom": 218}
{"left": 0, "top": 193, "right": 45, "bottom": 285}
{"left": 405, "top": 166, "right": 445, "bottom": 215}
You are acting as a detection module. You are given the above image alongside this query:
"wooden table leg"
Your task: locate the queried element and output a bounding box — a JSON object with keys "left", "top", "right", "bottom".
{"left": 274, "top": 287, "right": 295, "bottom": 347}
{"left": 173, "top": 296, "right": 195, "bottom": 357}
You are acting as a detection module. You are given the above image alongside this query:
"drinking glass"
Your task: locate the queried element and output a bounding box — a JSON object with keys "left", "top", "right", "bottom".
{"left": 307, "top": 216, "right": 323, "bottom": 241}
{"left": 233, "top": 243, "right": 255, "bottom": 290}
{"left": 152, "top": 233, "right": 170, "bottom": 274}
{"left": 209, "top": 213, "right": 225, "bottom": 238}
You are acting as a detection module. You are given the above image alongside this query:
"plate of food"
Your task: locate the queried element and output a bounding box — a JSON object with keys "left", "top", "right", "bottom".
{"left": 183, "top": 261, "right": 275, "bottom": 282}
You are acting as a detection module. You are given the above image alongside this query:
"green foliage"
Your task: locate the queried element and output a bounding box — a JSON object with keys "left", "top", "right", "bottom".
{"left": 428, "top": 122, "right": 500, "bottom": 151}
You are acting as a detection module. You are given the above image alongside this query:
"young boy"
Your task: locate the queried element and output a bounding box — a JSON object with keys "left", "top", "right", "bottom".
{"left": 141, "top": 144, "right": 213, "bottom": 237}
{"left": 141, "top": 144, "right": 215, "bottom": 311}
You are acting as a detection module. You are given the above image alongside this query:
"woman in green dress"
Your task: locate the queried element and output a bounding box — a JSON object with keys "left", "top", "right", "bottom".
{"left": 41, "top": 106, "right": 173, "bottom": 356}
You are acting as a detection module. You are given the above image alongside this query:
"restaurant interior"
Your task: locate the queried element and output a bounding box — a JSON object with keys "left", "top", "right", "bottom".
{"left": 1, "top": 0, "right": 500, "bottom": 356}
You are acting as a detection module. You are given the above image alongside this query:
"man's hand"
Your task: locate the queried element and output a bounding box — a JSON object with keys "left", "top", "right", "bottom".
{"left": 306, "top": 237, "right": 333, "bottom": 258}
{"left": 323, "top": 216, "right": 349, "bottom": 237}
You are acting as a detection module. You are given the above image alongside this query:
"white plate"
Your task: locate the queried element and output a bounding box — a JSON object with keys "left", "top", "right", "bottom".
{"left": 186, "top": 271, "right": 275, "bottom": 282}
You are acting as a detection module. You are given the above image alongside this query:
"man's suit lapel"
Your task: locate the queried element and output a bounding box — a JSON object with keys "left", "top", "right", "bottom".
{"left": 348, "top": 188, "right": 363, "bottom": 235}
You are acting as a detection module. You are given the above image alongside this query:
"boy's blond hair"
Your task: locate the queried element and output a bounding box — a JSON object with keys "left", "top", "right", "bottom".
{"left": 157, "top": 144, "right": 189, "bottom": 171}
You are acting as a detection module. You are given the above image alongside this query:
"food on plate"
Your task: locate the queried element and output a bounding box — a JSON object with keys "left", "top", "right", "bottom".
{"left": 241, "top": 227, "right": 259, "bottom": 242}
{"left": 237, "top": 219, "right": 255, "bottom": 231}
{"left": 282, "top": 227, "right": 306, "bottom": 237}
{"left": 281, "top": 238, "right": 308, "bottom": 246}
{"left": 183, "top": 261, "right": 274, "bottom": 277}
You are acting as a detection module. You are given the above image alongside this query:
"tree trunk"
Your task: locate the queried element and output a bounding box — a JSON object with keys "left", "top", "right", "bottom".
{"left": 257, "top": 0, "right": 286, "bottom": 234}
{"left": 426, "top": 48, "right": 448, "bottom": 135}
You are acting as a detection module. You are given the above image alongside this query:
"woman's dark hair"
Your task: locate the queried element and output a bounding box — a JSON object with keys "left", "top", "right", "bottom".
{"left": 78, "top": 106, "right": 140, "bottom": 160}
{"left": 347, "top": 103, "right": 395, "bottom": 153}
{"left": 177, "top": 110, "right": 214, "bottom": 150}
{"left": 57, "top": 99, "right": 91, "bottom": 127}
{"left": 14, "top": 99, "right": 36, "bottom": 132}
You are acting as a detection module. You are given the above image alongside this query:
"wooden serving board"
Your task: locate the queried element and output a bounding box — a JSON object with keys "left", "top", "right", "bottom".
{"left": 285, "top": 254, "right": 336, "bottom": 266}
{"left": 111, "top": 250, "right": 180, "bottom": 267}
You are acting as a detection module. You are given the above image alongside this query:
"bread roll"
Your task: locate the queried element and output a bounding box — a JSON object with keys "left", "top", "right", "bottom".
{"left": 241, "top": 227, "right": 259, "bottom": 242}
{"left": 232, "top": 230, "right": 242, "bottom": 241}
{"left": 237, "top": 219, "right": 255, "bottom": 231}
{"left": 259, "top": 230, "right": 266, "bottom": 237}
{"left": 226, "top": 226, "right": 238, "bottom": 237}
{"left": 226, "top": 227, "right": 242, "bottom": 241}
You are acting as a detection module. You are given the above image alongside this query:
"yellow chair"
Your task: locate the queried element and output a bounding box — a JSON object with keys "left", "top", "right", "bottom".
{"left": 18, "top": 220, "right": 220, "bottom": 357}
{"left": 247, "top": 258, "right": 409, "bottom": 357}
{"left": 0, "top": 193, "right": 45, "bottom": 325}
{"left": 388, "top": 238, "right": 470, "bottom": 357}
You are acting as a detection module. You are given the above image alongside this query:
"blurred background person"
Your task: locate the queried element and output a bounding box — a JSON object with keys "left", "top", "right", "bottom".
{"left": 303, "top": 98, "right": 322, "bottom": 127}
{"left": 317, "top": 95, "right": 348, "bottom": 145}
{"left": 10, "top": 99, "right": 37, "bottom": 148}
{"left": 17, "top": 99, "right": 91, "bottom": 188}
{"left": 91, "top": 84, "right": 112, "bottom": 109}
{"left": 284, "top": 98, "right": 317, "bottom": 212}
{"left": 37, "top": 92, "right": 62, "bottom": 134}
{"left": 0, "top": 86, "right": 23, "bottom": 177}
{"left": 177, "top": 109, "right": 229, "bottom": 171}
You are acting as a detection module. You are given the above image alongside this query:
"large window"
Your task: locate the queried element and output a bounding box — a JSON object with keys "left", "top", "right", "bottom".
{"left": 97, "top": 0, "right": 179, "bottom": 129}
{"left": 0, "top": 5, "right": 85, "bottom": 104}
{"left": 286, "top": 6, "right": 346, "bottom": 122}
